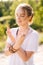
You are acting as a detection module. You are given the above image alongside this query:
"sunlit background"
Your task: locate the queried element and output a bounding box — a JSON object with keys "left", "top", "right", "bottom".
{"left": 0, "top": 0, "right": 43, "bottom": 52}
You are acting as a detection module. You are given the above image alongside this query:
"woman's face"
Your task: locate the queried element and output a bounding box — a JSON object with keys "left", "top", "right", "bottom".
{"left": 15, "top": 8, "right": 29, "bottom": 26}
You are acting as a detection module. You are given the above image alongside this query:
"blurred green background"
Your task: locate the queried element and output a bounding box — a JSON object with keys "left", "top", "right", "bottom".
{"left": 0, "top": 0, "right": 43, "bottom": 52}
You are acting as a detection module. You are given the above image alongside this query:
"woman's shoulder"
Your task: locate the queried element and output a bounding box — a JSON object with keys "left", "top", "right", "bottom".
{"left": 29, "top": 27, "right": 39, "bottom": 37}
{"left": 10, "top": 27, "right": 19, "bottom": 32}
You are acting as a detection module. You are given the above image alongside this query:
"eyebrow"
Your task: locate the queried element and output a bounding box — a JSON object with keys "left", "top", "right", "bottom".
{"left": 15, "top": 13, "right": 25, "bottom": 17}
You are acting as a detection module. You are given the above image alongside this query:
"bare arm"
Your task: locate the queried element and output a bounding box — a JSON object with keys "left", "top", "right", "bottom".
{"left": 6, "top": 43, "right": 34, "bottom": 61}
{"left": 13, "top": 34, "right": 25, "bottom": 49}
{"left": 4, "top": 43, "right": 13, "bottom": 56}
{"left": 4, "top": 43, "right": 34, "bottom": 61}
{"left": 6, "top": 27, "right": 16, "bottom": 43}
{"left": 17, "top": 48, "right": 34, "bottom": 61}
{"left": 6, "top": 28, "right": 34, "bottom": 60}
{"left": 6, "top": 26, "right": 26, "bottom": 50}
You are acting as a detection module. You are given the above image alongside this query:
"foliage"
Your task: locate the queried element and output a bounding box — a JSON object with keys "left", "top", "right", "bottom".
{"left": 0, "top": 0, "right": 43, "bottom": 52}
{"left": 0, "top": 41, "right": 5, "bottom": 52}
{"left": 0, "top": 0, "right": 43, "bottom": 39}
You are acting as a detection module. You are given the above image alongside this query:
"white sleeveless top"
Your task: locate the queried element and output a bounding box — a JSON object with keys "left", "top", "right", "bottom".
{"left": 6, "top": 27, "right": 39, "bottom": 65}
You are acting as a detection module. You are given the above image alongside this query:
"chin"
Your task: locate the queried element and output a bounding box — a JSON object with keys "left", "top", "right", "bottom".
{"left": 17, "top": 22, "right": 24, "bottom": 26}
{"left": 18, "top": 24, "right": 23, "bottom": 27}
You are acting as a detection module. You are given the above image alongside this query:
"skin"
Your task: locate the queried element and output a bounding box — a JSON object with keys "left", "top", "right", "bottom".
{"left": 5, "top": 7, "right": 34, "bottom": 61}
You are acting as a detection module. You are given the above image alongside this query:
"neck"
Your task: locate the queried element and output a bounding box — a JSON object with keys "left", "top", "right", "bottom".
{"left": 19, "top": 24, "right": 29, "bottom": 31}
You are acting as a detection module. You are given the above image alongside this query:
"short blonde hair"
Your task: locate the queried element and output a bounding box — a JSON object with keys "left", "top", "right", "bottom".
{"left": 15, "top": 3, "right": 34, "bottom": 25}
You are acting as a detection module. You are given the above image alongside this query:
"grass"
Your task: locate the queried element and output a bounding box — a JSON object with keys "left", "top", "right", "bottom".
{"left": 0, "top": 41, "right": 5, "bottom": 52}
{"left": 0, "top": 32, "right": 43, "bottom": 52}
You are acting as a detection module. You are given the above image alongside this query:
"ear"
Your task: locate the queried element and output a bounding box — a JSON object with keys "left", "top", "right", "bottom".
{"left": 28, "top": 16, "right": 33, "bottom": 25}
{"left": 29, "top": 16, "right": 32, "bottom": 22}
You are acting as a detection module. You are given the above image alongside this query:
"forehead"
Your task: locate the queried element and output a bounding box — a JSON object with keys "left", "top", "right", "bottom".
{"left": 15, "top": 7, "right": 25, "bottom": 15}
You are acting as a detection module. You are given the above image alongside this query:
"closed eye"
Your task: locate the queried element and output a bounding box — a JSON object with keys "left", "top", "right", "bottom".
{"left": 20, "top": 15, "right": 25, "bottom": 17}
{"left": 16, "top": 13, "right": 25, "bottom": 17}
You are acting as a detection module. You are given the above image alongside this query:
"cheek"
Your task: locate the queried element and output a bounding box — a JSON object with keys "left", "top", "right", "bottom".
{"left": 22, "top": 16, "right": 28, "bottom": 20}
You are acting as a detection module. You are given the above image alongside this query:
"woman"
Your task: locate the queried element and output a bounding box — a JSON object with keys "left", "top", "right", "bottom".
{"left": 4, "top": 3, "right": 39, "bottom": 65}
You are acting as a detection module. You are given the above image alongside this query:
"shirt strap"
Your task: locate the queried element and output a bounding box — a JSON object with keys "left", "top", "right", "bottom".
{"left": 16, "top": 28, "right": 19, "bottom": 36}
